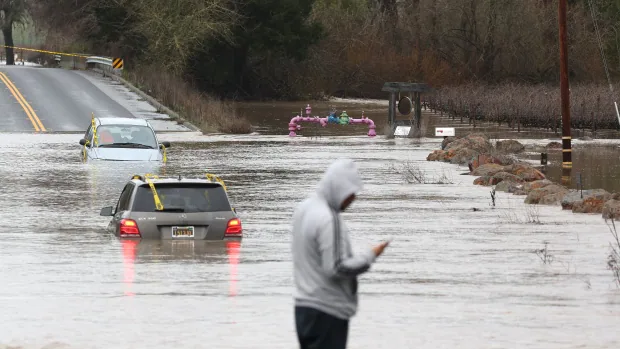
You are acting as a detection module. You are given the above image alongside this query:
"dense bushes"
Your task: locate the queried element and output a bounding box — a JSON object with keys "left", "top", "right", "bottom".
{"left": 24, "top": 0, "right": 620, "bottom": 131}
{"left": 31, "top": 1, "right": 620, "bottom": 96}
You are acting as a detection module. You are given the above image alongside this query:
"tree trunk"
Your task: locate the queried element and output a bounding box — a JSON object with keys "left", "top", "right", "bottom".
{"left": 468, "top": 0, "right": 478, "bottom": 74}
{"left": 233, "top": 43, "right": 250, "bottom": 97}
{"left": 3, "top": 25, "right": 15, "bottom": 65}
{"left": 412, "top": 0, "right": 422, "bottom": 74}
{"left": 459, "top": 3, "right": 471, "bottom": 71}
{"left": 480, "top": 0, "right": 498, "bottom": 78}
{"left": 378, "top": 0, "right": 399, "bottom": 48}
{"left": 378, "top": 0, "right": 398, "bottom": 22}
{"left": 429, "top": 0, "right": 438, "bottom": 49}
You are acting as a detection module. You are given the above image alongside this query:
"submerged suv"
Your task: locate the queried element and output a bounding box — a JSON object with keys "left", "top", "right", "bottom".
{"left": 99, "top": 174, "right": 242, "bottom": 240}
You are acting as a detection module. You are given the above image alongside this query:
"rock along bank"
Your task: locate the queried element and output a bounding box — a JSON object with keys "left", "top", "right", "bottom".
{"left": 426, "top": 133, "right": 620, "bottom": 221}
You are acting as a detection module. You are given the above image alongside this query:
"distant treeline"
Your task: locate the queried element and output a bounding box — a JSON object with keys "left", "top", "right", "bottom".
{"left": 26, "top": 0, "right": 620, "bottom": 100}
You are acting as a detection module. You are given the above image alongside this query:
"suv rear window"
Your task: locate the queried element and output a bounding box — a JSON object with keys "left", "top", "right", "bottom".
{"left": 132, "top": 183, "right": 232, "bottom": 213}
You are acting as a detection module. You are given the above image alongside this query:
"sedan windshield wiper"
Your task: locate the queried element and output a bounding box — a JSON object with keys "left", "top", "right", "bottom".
{"left": 98, "top": 142, "right": 154, "bottom": 149}
{"left": 158, "top": 207, "right": 185, "bottom": 213}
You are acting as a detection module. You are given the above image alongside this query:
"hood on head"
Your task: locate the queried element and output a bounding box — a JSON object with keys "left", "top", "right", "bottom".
{"left": 316, "top": 158, "right": 362, "bottom": 211}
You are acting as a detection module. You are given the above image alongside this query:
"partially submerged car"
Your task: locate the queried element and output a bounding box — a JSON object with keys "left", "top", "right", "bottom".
{"left": 99, "top": 174, "right": 242, "bottom": 240}
{"left": 79, "top": 117, "right": 170, "bottom": 161}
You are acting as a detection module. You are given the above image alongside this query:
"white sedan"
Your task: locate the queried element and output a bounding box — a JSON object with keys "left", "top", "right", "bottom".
{"left": 79, "top": 117, "right": 170, "bottom": 161}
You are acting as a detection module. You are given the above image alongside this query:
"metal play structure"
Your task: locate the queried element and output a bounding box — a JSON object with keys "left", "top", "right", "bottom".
{"left": 288, "top": 104, "right": 376, "bottom": 137}
{"left": 382, "top": 82, "right": 432, "bottom": 137}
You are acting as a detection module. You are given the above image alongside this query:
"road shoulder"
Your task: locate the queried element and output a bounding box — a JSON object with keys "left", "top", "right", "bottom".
{"left": 76, "top": 70, "right": 195, "bottom": 133}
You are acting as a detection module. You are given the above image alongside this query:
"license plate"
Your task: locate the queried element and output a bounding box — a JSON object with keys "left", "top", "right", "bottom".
{"left": 172, "top": 226, "right": 194, "bottom": 238}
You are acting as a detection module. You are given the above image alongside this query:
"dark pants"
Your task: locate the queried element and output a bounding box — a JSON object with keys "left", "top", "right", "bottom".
{"left": 295, "top": 306, "right": 349, "bottom": 349}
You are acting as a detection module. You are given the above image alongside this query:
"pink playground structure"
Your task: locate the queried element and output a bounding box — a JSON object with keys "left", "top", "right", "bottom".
{"left": 288, "top": 104, "right": 376, "bottom": 137}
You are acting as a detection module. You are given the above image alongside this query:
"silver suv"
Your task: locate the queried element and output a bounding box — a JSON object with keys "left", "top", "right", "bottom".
{"left": 99, "top": 174, "right": 242, "bottom": 240}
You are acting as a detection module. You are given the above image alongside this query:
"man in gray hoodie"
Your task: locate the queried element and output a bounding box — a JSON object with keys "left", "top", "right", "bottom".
{"left": 291, "top": 158, "right": 389, "bottom": 349}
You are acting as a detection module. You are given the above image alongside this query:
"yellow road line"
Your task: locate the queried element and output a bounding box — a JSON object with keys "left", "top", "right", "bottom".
{"left": 0, "top": 72, "right": 46, "bottom": 132}
{"left": 0, "top": 72, "right": 38, "bottom": 131}
{"left": 0, "top": 72, "right": 45, "bottom": 132}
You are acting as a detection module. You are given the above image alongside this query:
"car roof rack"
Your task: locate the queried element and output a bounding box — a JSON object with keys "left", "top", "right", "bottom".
{"left": 129, "top": 173, "right": 228, "bottom": 191}
{"left": 205, "top": 173, "right": 228, "bottom": 191}
{"left": 129, "top": 173, "right": 234, "bottom": 212}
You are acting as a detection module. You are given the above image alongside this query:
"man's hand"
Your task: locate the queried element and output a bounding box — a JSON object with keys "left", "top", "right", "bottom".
{"left": 372, "top": 241, "right": 390, "bottom": 257}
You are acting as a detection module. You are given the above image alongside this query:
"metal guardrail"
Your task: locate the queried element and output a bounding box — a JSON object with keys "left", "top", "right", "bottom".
{"left": 82, "top": 54, "right": 199, "bottom": 131}
{"left": 85, "top": 56, "right": 122, "bottom": 76}
{"left": 85, "top": 56, "right": 113, "bottom": 65}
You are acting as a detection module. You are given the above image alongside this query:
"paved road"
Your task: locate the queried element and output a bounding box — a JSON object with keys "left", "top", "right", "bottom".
{"left": 0, "top": 66, "right": 139, "bottom": 132}
{"left": 0, "top": 70, "right": 37, "bottom": 131}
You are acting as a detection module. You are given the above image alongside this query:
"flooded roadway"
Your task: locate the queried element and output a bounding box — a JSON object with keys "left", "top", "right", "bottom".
{"left": 0, "top": 132, "right": 619, "bottom": 349}
{"left": 238, "top": 100, "right": 620, "bottom": 192}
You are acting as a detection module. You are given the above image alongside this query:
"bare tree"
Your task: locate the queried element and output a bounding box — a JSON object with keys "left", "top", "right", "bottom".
{"left": 375, "top": 0, "right": 398, "bottom": 45}
{"left": 28, "top": 0, "right": 238, "bottom": 68}
{"left": 131, "top": 0, "right": 238, "bottom": 72}
{"left": 478, "top": 0, "right": 498, "bottom": 78}
{"left": 0, "top": 0, "right": 27, "bottom": 65}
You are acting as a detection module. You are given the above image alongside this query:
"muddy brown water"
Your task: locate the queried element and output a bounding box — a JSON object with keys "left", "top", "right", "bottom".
{"left": 529, "top": 145, "right": 620, "bottom": 193}
{"left": 236, "top": 101, "right": 620, "bottom": 193}
{"left": 0, "top": 100, "right": 619, "bottom": 349}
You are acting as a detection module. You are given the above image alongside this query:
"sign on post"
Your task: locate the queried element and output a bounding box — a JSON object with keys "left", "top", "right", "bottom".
{"left": 435, "top": 127, "right": 455, "bottom": 137}
{"left": 112, "top": 57, "right": 124, "bottom": 69}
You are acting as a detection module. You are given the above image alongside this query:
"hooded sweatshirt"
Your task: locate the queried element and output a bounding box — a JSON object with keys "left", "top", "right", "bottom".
{"left": 292, "top": 158, "right": 377, "bottom": 320}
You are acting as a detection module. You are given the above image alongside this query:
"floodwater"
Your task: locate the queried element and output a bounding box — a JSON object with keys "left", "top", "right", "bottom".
{"left": 0, "top": 127, "right": 619, "bottom": 349}
{"left": 236, "top": 100, "right": 620, "bottom": 193}
{"left": 528, "top": 143, "right": 620, "bottom": 193}
{"left": 235, "top": 99, "right": 620, "bottom": 138}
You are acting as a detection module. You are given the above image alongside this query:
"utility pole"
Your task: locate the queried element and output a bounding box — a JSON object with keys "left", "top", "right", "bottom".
{"left": 559, "top": 0, "right": 572, "bottom": 185}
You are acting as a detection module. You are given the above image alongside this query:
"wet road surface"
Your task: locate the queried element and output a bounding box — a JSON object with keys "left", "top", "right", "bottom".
{"left": 0, "top": 132, "right": 618, "bottom": 349}
{"left": 0, "top": 70, "right": 39, "bottom": 132}
{"left": 0, "top": 66, "right": 190, "bottom": 133}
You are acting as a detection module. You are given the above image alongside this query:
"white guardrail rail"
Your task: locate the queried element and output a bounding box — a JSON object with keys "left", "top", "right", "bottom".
{"left": 85, "top": 56, "right": 122, "bottom": 76}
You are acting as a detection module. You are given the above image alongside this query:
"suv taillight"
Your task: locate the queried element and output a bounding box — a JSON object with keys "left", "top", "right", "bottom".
{"left": 120, "top": 219, "right": 141, "bottom": 238}
{"left": 225, "top": 218, "right": 242, "bottom": 237}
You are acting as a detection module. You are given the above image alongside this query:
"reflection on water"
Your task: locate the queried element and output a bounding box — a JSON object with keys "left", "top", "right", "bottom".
{"left": 525, "top": 144, "right": 620, "bottom": 192}
{"left": 227, "top": 241, "right": 241, "bottom": 297}
{"left": 122, "top": 240, "right": 138, "bottom": 297}
{"left": 120, "top": 240, "right": 241, "bottom": 298}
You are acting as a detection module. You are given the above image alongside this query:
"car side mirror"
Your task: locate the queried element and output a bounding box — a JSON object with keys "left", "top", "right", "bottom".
{"left": 160, "top": 141, "right": 171, "bottom": 148}
{"left": 99, "top": 206, "right": 114, "bottom": 216}
{"left": 232, "top": 207, "right": 237, "bottom": 214}
{"left": 79, "top": 139, "right": 88, "bottom": 146}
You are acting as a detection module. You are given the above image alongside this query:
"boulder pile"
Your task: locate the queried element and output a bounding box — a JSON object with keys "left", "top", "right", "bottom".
{"left": 426, "top": 132, "right": 620, "bottom": 221}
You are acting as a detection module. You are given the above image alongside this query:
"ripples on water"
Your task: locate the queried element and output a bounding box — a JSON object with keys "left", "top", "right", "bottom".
{"left": 0, "top": 133, "right": 619, "bottom": 349}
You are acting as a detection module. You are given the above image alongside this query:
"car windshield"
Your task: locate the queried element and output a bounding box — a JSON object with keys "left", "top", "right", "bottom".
{"left": 132, "top": 183, "right": 232, "bottom": 213}
{"left": 95, "top": 125, "right": 157, "bottom": 149}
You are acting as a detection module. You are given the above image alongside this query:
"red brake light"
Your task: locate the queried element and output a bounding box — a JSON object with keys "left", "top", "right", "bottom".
{"left": 120, "top": 219, "right": 141, "bottom": 238}
{"left": 225, "top": 218, "right": 242, "bottom": 237}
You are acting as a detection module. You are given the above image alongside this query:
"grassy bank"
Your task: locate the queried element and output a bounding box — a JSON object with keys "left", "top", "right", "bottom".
{"left": 424, "top": 83, "right": 620, "bottom": 133}
{"left": 123, "top": 66, "right": 251, "bottom": 134}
